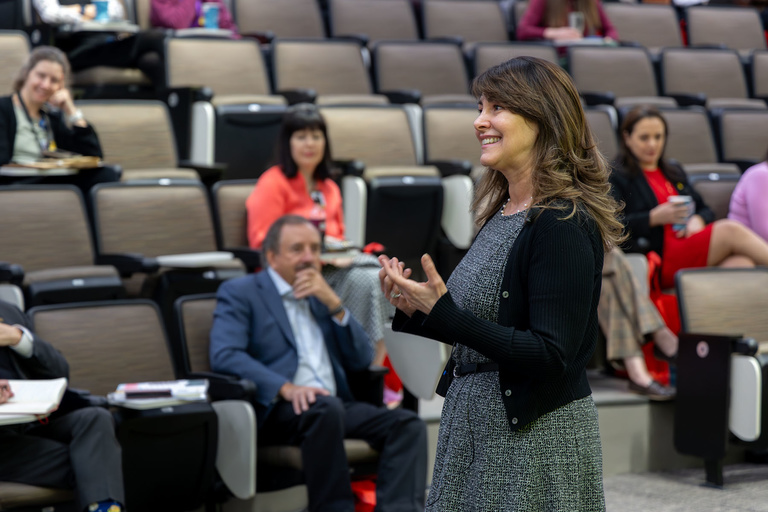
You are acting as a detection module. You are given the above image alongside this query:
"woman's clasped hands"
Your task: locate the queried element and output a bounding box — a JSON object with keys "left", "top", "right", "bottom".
{"left": 378, "top": 254, "right": 448, "bottom": 317}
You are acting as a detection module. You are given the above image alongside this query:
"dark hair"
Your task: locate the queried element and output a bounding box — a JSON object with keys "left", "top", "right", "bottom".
{"left": 13, "top": 46, "right": 71, "bottom": 92}
{"left": 617, "top": 105, "right": 681, "bottom": 180}
{"left": 275, "top": 103, "right": 334, "bottom": 181}
{"left": 261, "top": 214, "right": 316, "bottom": 267}
{"left": 470, "top": 57, "right": 624, "bottom": 250}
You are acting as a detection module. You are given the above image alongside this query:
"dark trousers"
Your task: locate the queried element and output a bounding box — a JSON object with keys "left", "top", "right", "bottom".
{"left": 260, "top": 396, "right": 427, "bottom": 512}
{"left": 0, "top": 407, "right": 124, "bottom": 510}
{"left": 63, "top": 30, "right": 167, "bottom": 88}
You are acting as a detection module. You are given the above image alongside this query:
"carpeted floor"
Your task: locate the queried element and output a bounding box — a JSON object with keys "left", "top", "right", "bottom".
{"left": 604, "top": 463, "right": 768, "bottom": 511}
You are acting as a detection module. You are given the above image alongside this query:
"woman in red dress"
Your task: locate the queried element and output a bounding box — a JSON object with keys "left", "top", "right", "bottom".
{"left": 610, "top": 105, "right": 768, "bottom": 290}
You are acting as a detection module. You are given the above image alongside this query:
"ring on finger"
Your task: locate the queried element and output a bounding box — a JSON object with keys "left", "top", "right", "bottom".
{"left": 390, "top": 292, "right": 402, "bottom": 299}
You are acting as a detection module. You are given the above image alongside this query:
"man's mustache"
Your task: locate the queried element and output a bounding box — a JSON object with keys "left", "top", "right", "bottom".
{"left": 295, "top": 262, "right": 314, "bottom": 271}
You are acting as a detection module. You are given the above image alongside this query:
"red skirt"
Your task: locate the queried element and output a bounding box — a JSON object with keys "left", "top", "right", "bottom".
{"left": 660, "top": 224, "right": 714, "bottom": 289}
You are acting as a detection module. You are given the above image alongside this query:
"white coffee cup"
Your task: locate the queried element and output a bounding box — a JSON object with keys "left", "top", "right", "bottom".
{"left": 669, "top": 195, "right": 694, "bottom": 232}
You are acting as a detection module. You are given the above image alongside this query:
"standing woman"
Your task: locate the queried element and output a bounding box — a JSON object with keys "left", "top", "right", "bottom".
{"left": 0, "top": 46, "right": 120, "bottom": 192}
{"left": 379, "top": 57, "right": 622, "bottom": 511}
{"left": 611, "top": 105, "right": 768, "bottom": 290}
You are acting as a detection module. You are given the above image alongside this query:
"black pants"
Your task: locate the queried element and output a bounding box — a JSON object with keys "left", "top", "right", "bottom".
{"left": 0, "top": 407, "right": 124, "bottom": 510}
{"left": 62, "top": 30, "right": 167, "bottom": 88}
{"left": 260, "top": 396, "right": 427, "bottom": 512}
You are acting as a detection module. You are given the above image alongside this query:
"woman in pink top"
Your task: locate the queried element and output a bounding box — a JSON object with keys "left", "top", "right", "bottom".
{"left": 517, "top": 0, "right": 618, "bottom": 42}
{"left": 729, "top": 157, "right": 768, "bottom": 242}
{"left": 150, "top": 0, "right": 238, "bottom": 33}
{"left": 246, "top": 104, "right": 393, "bottom": 366}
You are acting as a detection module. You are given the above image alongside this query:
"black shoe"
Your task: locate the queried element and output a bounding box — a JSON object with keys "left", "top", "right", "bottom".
{"left": 653, "top": 344, "right": 677, "bottom": 365}
{"left": 628, "top": 380, "right": 676, "bottom": 401}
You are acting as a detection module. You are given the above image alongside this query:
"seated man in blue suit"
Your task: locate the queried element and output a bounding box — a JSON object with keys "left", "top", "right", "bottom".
{"left": 210, "top": 214, "right": 427, "bottom": 512}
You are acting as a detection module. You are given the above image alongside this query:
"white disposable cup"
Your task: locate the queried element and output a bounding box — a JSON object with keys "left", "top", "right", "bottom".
{"left": 669, "top": 195, "right": 694, "bottom": 232}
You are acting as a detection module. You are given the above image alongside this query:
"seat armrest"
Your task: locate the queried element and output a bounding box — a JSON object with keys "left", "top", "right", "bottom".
{"left": 380, "top": 89, "right": 422, "bottom": 105}
{"left": 241, "top": 30, "right": 275, "bottom": 44}
{"left": 581, "top": 92, "right": 615, "bottom": 106}
{"left": 666, "top": 93, "right": 707, "bottom": 107}
{"left": 427, "top": 159, "right": 472, "bottom": 177}
{"left": 734, "top": 337, "right": 758, "bottom": 356}
{"left": 228, "top": 248, "right": 262, "bottom": 272}
{"left": 430, "top": 36, "right": 463, "bottom": 46}
{"left": 178, "top": 160, "right": 226, "bottom": 186}
{"left": 0, "top": 262, "right": 24, "bottom": 285}
{"left": 188, "top": 371, "right": 257, "bottom": 402}
{"left": 277, "top": 89, "right": 318, "bottom": 105}
{"left": 334, "top": 34, "right": 369, "bottom": 46}
{"left": 95, "top": 253, "right": 159, "bottom": 275}
{"left": 336, "top": 159, "right": 365, "bottom": 177}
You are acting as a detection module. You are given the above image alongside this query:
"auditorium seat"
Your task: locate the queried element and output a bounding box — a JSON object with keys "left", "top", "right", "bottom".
{"left": 172, "top": 293, "right": 381, "bottom": 511}
{"left": 328, "top": 0, "right": 419, "bottom": 45}
{"left": 89, "top": 179, "right": 245, "bottom": 317}
{"left": 0, "top": 30, "right": 29, "bottom": 94}
{"left": 654, "top": 107, "right": 743, "bottom": 176}
{"left": 751, "top": 50, "right": 768, "bottom": 101}
{"left": 27, "top": 299, "right": 223, "bottom": 511}
{"left": 76, "top": 100, "right": 201, "bottom": 181}
{"left": 421, "top": 0, "right": 510, "bottom": 48}
{"left": 674, "top": 268, "right": 768, "bottom": 487}
{"left": 584, "top": 105, "right": 619, "bottom": 163}
{"left": 0, "top": 185, "right": 125, "bottom": 307}
{"left": 210, "top": 179, "right": 261, "bottom": 272}
{"left": 660, "top": 48, "right": 767, "bottom": 110}
{"left": 166, "top": 38, "right": 284, "bottom": 106}
{"left": 422, "top": 103, "right": 483, "bottom": 179}
{"left": 686, "top": 6, "right": 766, "bottom": 61}
{"left": 164, "top": 38, "right": 288, "bottom": 180}
{"left": 602, "top": 3, "right": 682, "bottom": 60}
{"left": 711, "top": 108, "right": 768, "bottom": 172}
{"left": 232, "top": 0, "right": 326, "bottom": 41}
{"left": 320, "top": 104, "right": 472, "bottom": 273}
{"left": 272, "top": 39, "right": 387, "bottom": 105}
{"left": 372, "top": 41, "right": 475, "bottom": 105}
{"left": 567, "top": 46, "right": 677, "bottom": 109}
{"left": 686, "top": 172, "right": 740, "bottom": 220}
{"left": 470, "top": 41, "right": 558, "bottom": 77}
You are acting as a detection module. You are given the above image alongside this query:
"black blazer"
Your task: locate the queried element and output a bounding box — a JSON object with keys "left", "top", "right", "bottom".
{"left": 394, "top": 204, "right": 603, "bottom": 431}
{"left": 0, "top": 95, "right": 102, "bottom": 166}
{"left": 609, "top": 161, "right": 715, "bottom": 257}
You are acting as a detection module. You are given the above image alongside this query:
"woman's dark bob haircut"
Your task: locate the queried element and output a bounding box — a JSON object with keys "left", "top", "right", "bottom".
{"left": 275, "top": 103, "right": 334, "bottom": 181}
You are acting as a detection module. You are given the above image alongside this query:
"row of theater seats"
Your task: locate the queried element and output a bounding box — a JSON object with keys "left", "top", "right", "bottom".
{"left": 0, "top": 284, "right": 380, "bottom": 512}
{"left": 137, "top": 0, "right": 768, "bottom": 55}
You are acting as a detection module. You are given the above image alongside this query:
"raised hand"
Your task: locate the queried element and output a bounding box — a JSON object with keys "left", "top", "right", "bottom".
{"left": 378, "top": 255, "right": 416, "bottom": 316}
{"left": 380, "top": 254, "right": 447, "bottom": 315}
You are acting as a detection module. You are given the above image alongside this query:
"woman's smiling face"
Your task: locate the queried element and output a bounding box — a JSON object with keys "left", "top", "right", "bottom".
{"left": 474, "top": 95, "right": 539, "bottom": 173}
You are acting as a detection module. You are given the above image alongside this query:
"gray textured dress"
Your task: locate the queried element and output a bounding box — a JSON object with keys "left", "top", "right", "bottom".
{"left": 425, "top": 209, "right": 605, "bottom": 512}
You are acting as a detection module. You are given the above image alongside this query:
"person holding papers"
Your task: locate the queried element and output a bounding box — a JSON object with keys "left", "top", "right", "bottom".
{"left": 0, "top": 300, "right": 125, "bottom": 512}
{"left": 0, "top": 46, "right": 120, "bottom": 192}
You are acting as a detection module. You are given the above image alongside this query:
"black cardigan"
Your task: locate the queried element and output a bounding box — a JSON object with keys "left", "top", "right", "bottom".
{"left": 393, "top": 204, "right": 604, "bottom": 431}
{"left": 609, "top": 162, "right": 715, "bottom": 256}
{"left": 0, "top": 95, "right": 102, "bottom": 166}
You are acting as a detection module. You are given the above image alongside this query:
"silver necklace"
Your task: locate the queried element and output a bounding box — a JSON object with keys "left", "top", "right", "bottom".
{"left": 500, "top": 196, "right": 532, "bottom": 216}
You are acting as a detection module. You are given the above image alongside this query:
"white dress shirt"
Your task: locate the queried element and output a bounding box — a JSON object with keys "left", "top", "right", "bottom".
{"left": 267, "top": 267, "right": 346, "bottom": 395}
